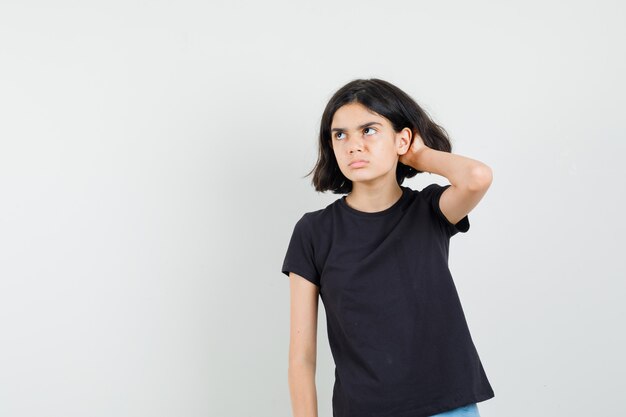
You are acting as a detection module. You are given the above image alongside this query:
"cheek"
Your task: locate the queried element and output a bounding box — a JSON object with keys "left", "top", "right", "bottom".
{"left": 381, "top": 145, "right": 399, "bottom": 162}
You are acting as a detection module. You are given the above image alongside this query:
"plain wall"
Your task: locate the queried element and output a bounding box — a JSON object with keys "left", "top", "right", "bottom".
{"left": 0, "top": 1, "right": 624, "bottom": 416}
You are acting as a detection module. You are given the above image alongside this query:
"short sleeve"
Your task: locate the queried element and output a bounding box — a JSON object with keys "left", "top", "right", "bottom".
{"left": 281, "top": 214, "right": 321, "bottom": 287}
{"left": 421, "top": 183, "right": 470, "bottom": 237}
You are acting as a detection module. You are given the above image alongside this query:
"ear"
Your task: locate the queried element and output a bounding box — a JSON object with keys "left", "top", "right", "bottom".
{"left": 396, "top": 127, "right": 413, "bottom": 155}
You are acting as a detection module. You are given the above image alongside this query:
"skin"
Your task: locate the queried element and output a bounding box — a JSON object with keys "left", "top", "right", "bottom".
{"left": 330, "top": 102, "right": 414, "bottom": 213}
{"left": 287, "top": 101, "right": 493, "bottom": 417}
{"left": 287, "top": 272, "right": 319, "bottom": 417}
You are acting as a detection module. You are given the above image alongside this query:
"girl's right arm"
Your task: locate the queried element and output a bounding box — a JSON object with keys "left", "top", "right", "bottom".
{"left": 288, "top": 272, "right": 320, "bottom": 417}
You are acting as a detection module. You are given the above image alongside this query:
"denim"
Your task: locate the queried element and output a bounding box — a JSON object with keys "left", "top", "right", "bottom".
{"left": 429, "top": 403, "right": 480, "bottom": 417}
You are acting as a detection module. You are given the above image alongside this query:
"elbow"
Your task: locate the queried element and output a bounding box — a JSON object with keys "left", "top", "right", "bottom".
{"left": 288, "top": 357, "right": 317, "bottom": 379}
{"left": 468, "top": 164, "right": 493, "bottom": 191}
{"left": 289, "top": 355, "right": 317, "bottom": 368}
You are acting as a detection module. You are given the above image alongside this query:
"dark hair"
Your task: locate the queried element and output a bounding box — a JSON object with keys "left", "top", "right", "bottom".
{"left": 305, "top": 78, "right": 454, "bottom": 194}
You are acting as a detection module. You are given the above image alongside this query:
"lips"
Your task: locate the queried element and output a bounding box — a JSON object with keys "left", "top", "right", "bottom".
{"left": 349, "top": 159, "right": 368, "bottom": 166}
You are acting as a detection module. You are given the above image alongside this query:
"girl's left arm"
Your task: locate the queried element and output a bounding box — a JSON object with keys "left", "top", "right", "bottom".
{"left": 401, "top": 136, "right": 493, "bottom": 226}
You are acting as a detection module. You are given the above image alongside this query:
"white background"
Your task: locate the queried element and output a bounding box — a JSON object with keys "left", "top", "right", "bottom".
{"left": 1, "top": 1, "right": 624, "bottom": 416}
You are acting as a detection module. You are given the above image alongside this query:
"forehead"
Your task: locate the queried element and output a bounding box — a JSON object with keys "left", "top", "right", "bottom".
{"left": 331, "top": 103, "right": 388, "bottom": 129}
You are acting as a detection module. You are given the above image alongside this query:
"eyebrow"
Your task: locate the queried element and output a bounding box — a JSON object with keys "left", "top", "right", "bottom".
{"left": 331, "top": 122, "right": 382, "bottom": 133}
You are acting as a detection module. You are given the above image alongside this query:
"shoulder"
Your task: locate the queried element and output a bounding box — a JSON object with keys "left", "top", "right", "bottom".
{"left": 416, "top": 182, "right": 470, "bottom": 236}
{"left": 416, "top": 183, "right": 454, "bottom": 208}
{"left": 300, "top": 197, "right": 340, "bottom": 227}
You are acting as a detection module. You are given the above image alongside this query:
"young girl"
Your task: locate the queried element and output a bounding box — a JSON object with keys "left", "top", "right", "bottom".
{"left": 281, "top": 78, "right": 495, "bottom": 417}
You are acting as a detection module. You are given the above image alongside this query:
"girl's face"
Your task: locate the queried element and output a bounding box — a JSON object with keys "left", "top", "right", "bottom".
{"left": 330, "top": 102, "right": 411, "bottom": 186}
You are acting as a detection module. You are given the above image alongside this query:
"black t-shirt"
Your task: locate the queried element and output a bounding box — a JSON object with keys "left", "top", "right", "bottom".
{"left": 281, "top": 184, "right": 495, "bottom": 417}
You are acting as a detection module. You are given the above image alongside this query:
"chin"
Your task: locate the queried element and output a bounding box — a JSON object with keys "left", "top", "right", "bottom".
{"left": 347, "top": 175, "right": 378, "bottom": 183}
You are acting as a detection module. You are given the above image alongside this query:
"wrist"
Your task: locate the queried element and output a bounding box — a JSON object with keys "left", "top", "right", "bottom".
{"left": 409, "top": 146, "right": 431, "bottom": 171}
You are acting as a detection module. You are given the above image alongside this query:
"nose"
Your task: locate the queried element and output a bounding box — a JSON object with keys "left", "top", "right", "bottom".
{"left": 348, "top": 136, "right": 364, "bottom": 153}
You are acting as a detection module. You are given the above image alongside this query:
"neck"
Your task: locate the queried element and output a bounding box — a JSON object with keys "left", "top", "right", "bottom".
{"left": 345, "top": 183, "right": 403, "bottom": 213}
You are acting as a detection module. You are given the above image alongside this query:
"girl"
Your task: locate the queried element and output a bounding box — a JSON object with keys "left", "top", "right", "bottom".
{"left": 281, "top": 78, "right": 495, "bottom": 417}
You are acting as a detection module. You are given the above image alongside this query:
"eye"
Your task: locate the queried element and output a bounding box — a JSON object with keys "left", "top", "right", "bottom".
{"left": 334, "top": 127, "right": 376, "bottom": 140}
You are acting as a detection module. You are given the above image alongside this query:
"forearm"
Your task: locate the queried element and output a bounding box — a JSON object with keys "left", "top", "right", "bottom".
{"left": 288, "top": 360, "right": 318, "bottom": 417}
{"left": 407, "top": 147, "right": 492, "bottom": 190}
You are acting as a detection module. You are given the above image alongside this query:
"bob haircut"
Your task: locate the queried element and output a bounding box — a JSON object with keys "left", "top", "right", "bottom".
{"left": 307, "top": 78, "right": 455, "bottom": 194}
